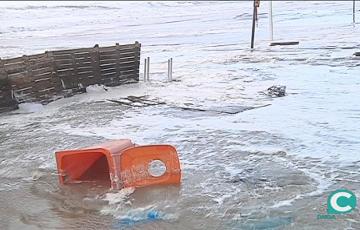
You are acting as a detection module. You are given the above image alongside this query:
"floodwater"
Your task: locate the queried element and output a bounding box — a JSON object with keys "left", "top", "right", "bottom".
{"left": 1, "top": 1, "right": 360, "bottom": 229}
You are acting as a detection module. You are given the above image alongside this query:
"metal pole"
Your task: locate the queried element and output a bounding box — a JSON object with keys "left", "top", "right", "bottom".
{"left": 144, "top": 58, "right": 147, "bottom": 82}
{"left": 170, "top": 58, "right": 173, "bottom": 81}
{"left": 168, "top": 58, "right": 173, "bottom": 82}
{"left": 167, "top": 59, "right": 171, "bottom": 81}
{"left": 269, "top": 0, "right": 274, "bottom": 41}
{"left": 251, "top": 0, "right": 257, "bottom": 49}
{"left": 146, "top": 57, "right": 150, "bottom": 81}
{"left": 353, "top": 0, "right": 356, "bottom": 24}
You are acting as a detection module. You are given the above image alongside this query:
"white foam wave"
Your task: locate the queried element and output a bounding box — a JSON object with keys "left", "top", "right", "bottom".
{"left": 17, "top": 103, "right": 44, "bottom": 113}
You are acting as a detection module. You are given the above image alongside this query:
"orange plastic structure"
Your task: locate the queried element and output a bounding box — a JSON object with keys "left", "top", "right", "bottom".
{"left": 55, "top": 139, "right": 181, "bottom": 189}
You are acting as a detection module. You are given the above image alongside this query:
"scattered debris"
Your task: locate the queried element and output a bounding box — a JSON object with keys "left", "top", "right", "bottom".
{"left": 107, "top": 96, "right": 165, "bottom": 107}
{"left": 107, "top": 96, "right": 270, "bottom": 114}
{"left": 266, "top": 85, "right": 286, "bottom": 97}
{"left": 269, "top": 41, "right": 299, "bottom": 46}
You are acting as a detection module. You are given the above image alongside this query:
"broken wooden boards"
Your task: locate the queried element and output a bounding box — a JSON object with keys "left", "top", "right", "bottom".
{"left": 107, "top": 95, "right": 270, "bottom": 115}
{"left": 269, "top": 41, "right": 299, "bottom": 46}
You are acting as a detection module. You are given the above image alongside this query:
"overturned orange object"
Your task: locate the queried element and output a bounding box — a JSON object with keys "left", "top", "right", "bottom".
{"left": 55, "top": 139, "right": 181, "bottom": 189}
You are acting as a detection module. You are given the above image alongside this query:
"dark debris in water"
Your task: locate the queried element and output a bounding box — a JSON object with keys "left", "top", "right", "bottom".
{"left": 108, "top": 96, "right": 270, "bottom": 115}
{"left": 265, "top": 85, "right": 286, "bottom": 97}
{"left": 107, "top": 96, "right": 165, "bottom": 107}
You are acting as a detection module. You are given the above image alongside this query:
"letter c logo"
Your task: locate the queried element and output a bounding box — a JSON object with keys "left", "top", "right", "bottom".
{"left": 330, "top": 192, "right": 352, "bottom": 212}
{"left": 327, "top": 189, "right": 356, "bottom": 214}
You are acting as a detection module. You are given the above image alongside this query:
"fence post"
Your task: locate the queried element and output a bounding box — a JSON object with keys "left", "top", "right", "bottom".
{"left": 168, "top": 58, "right": 173, "bottom": 82}
{"left": 144, "top": 58, "right": 147, "bottom": 82}
{"left": 146, "top": 57, "right": 150, "bottom": 81}
{"left": 251, "top": 0, "right": 257, "bottom": 49}
{"left": 269, "top": 0, "right": 274, "bottom": 41}
{"left": 353, "top": 0, "right": 356, "bottom": 24}
{"left": 115, "top": 43, "right": 121, "bottom": 83}
{"left": 134, "top": 41, "right": 141, "bottom": 82}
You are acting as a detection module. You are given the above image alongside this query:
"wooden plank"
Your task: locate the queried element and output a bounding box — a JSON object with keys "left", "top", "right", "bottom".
{"left": 3, "top": 57, "right": 24, "bottom": 65}
{"left": 33, "top": 76, "right": 51, "bottom": 83}
{"left": 100, "top": 52, "right": 136, "bottom": 61}
{"left": 75, "top": 60, "right": 92, "bottom": 67}
{"left": 100, "top": 63, "right": 117, "bottom": 68}
{"left": 100, "top": 67, "right": 116, "bottom": 74}
{"left": 54, "top": 58, "right": 73, "bottom": 64}
{"left": 76, "top": 62, "right": 94, "bottom": 69}
{"left": 36, "top": 86, "right": 56, "bottom": 93}
{"left": 117, "top": 49, "right": 139, "bottom": 55}
{"left": 57, "top": 67, "right": 74, "bottom": 73}
{"left": 120, "top": 73, "right": 139, "bottom": 80}
{"left": 101, "top": 56, "right": 136, "bottom": 64}
{"left": 99, "top": 54, "right": 118, "bottom": 60}
{"left": 118, "top": 59, "right": 137, "bottom": 64}
{"left": 27, "top": 53, "right": 47, "bottom": 60}
{"left": 3, "top": 62, "right": 26, "bottom": 74}
{"left": 100, "top": 51, "right": 138, "bottom": 60}
{"left": 98, "top": 44, "right": 136, "bottom": 53}
{"left": 99, "top": 43, "right": 138, "bottom": 52}
{"left": 73, "top": 51, "right": 91, "bottom": 56}
{"left": 99, "top": 50, "right": 117, "bottom": 56}
{"left": 77, "top": 65, "right": 94, "bottom": 71}
{"left": 118, "top": 64, "right": 138, "bottom": 72}
{"left": 75, "top": 55, "right": 92, "bottom": 60}
{"left": 120, "top": 69, "right": 139, "bottom": 75}
{"left": 101, "top": 71, "right": 117, "bottom": 78}
{"left": 100, "top": 55, "right": 136, "bottom": 63}
{"left": 56, "top": 62, "right": 74, "bottom": 69}
{"left": 29, "top": 60, "right": 53, "bottom": 70}
{"left": 52, "top": 53, "right": 73, "bottom": 59}
{"left": 32, "top": 72, "right": 53, "bottom": 82}
{"left": 269, "top": 41, "right": 299, "bottom": 46}
{"left": 13, "top": 86, "right": 32, "bottom": 93}
{"left": 33, "top": 80, "right": 57, "bottom": 91}
{"left": 53, "top": 47, "right": 93, "bottom": 56}
{"left": 76, "top": 67, "right": 93, "bottom": 75}
{"left": 75, "top": 57, "right": 93, "bottom": 65}
{"left": 119, "top": 64, "right": 138, "bottom": 71}
{"left": 74, "top": 52, "right": 92, "bottom": 59}
{"left": 31, "top": 66, "right": 53, "bottom": 76}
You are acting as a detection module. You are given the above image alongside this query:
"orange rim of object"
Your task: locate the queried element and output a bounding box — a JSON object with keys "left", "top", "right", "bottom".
{"left": 55, "top": 148, "right": 114, "bottom": 184}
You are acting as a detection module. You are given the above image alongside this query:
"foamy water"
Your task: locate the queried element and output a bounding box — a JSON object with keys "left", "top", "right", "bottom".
{"left": 0, "top": 1, "right": 360, "bottom": 229}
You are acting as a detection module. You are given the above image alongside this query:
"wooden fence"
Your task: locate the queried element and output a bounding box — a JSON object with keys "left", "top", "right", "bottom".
{"left": 0, "top": 42, "right": 141, "bottom": 112}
